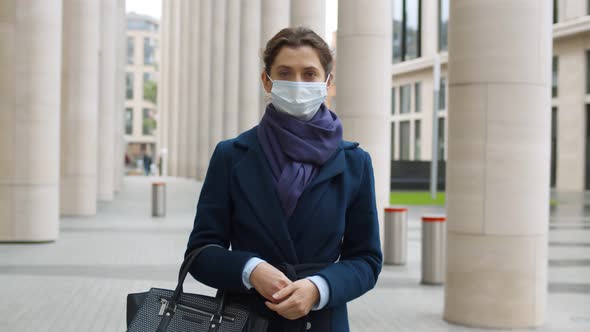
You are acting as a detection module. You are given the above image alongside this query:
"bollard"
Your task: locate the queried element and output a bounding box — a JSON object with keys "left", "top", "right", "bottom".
{"left": 384, "top": 207, "right": 408, "bottom": 265}
{"left": 421, "top": 215, "right": 446, "bottom": 285}
{"left": 152, "top": 182, "right": 166, "bottom": 217}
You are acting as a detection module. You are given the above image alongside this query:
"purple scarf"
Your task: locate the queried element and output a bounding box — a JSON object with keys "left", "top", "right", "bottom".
{"left": 257, "top": 103, "right": 343, "bottom": 219}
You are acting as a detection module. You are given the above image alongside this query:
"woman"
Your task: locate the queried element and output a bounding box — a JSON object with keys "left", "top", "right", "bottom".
{"left": 185, "top": 27, "right": 382, "bottom": 332}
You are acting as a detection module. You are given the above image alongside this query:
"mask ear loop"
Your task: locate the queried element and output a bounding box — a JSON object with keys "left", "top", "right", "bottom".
{"left": 325, "top": 73, "right": 331, "bottom": 83}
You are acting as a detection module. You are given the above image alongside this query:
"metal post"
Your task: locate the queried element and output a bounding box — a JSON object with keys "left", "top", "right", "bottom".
{"left": 152, "top": 182, "right": 166, "bottom": 217}
{"left": 384, "top": 207, "right": 408, "bottom": 265}
{"left": 430, "top": 55, "right": 441, "bottom": 200}
{"left": 421, "top": 215, "right": 446, "bottom": 284}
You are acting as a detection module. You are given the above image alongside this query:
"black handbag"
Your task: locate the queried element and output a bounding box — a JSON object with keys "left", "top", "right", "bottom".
{"left": 126, "top": 244, "right": 269, "bottom": 332}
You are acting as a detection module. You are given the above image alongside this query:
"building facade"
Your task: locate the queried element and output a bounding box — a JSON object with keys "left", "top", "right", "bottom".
{"left": 391, "top": 0, "right": 590, "bottom": 192}
{"left": 125, "top": 13, "right": 160, "bottom": 174}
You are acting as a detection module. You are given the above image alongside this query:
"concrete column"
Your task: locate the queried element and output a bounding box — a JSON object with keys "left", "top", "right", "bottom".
{"left": 0, "top": 0, "right": 62, "bottom": 241}
{"left": 198, "top": 0, "right": 213, "bottom": 180}
{"left": 444, "top": 1, "right": 552, "bottom": 328}
{"left": 238, "top": 0, "right": 261, "bottom": 133}
{"left": 210, "top": 0, "right": 227, "bottom": 154}
{"left": 336, "top": 0, "right": 392, "bottom": 240}
{"left": 290, "top": 0, "right": 325, "bottom": 38}
{"left": 260, "top": 0, "right": 290, "bottom": 115}
{"left": 98, "top": 0, "right": 117, "bottom": 201}
{"left": 158, "top": 0, "right": 171, "bottom": 176}
{"left": 61, "top": 0, "right": 101, "bottom": 216}
{"left": 114, "top": 0, "right": 126, "bottom": 192}
{"left": 167, "top": 0, "right": 182, "bottom": 177}
{"left": 177, "top": 0, "right": 190, "bottom": 177}
{"left": 555, "top": 38, "right": 586, "bottom": 191}
{"left": 187, "top": 0, "right": 201, "bottom": 178}
{"left": 223, "top": 0, "right": 241, "bottom": 140}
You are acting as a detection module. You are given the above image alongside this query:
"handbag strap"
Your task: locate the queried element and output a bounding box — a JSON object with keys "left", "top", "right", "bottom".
{"left": 172, "top": 243, "right": 224, "bottom": 302}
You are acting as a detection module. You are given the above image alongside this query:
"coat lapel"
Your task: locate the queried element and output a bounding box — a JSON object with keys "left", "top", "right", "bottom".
{"left": 232, "top": 129, "right": 299, "bottom": 264}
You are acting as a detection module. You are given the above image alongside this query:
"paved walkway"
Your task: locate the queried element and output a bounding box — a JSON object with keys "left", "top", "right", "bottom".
{"left": 0, "top": 176, "right": 589, "bottom": 331}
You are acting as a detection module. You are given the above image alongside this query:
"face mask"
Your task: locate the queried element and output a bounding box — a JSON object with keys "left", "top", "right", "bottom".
{"left": 267, "top": 74, "right": 329, "bottom": 121}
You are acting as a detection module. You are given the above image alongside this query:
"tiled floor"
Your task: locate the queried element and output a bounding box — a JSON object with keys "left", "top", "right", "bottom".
{"left": 0, "top": 177, "right": 588, "bottom": 331}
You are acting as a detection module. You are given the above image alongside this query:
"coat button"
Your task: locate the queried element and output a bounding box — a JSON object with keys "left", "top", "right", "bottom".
{"left": 306, "top": 322, "right": 311, "bottom": 330}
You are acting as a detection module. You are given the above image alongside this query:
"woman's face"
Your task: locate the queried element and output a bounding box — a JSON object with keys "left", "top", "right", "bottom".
{"left": 262, "top": 45, "right": 332, "bottom": 93}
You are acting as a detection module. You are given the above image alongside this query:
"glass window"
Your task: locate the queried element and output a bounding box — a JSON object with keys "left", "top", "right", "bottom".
{"left": 438, "top": 117, "right": 445, "bottom": 161}
{"left": 415, "top": 82, "right": 421, "bottom": 113}
{"left": 551, "top": 108, "right": 557, "bottom": 187}
{"left": 414, "top": 120, "right": 421, "bottom": 160}
{"left": 439, "top": 0, "right": 449, "bottom": 51}
{"left": 143, "top": 72, "right": 157, "bottom": 103}
{"left": 552, "top": 56, "right": 558, "bottom": 98}
{"left": 553, "top": 0, "right": 558, "bottom": 24}
{"left": 391, "top": 87, "right": 396, "bottom": 114}
{"left": 400, "top": 84, "right": 411, "bottom": 114}
{"left": 405, "top": 0, "right": 421, "bottom": 61}
{"left": 127, "top": 36, "right": 134, "bottom": 65}
{"left": 390, "top": 122, "right": 396, "bottom": 160}
{"left": 143, "top": 72, "right": 154, "bottom": 83}
{"left": 392, "top": 0, "right": 421, "bottom": 63}
{"left": 126, "top": 73, "right": 134, "bottom": 100}
{"left": 400, "top": 121, "right": 411, "bottom": 160}
{"left": 142, "top": 109, "right": 156, "bottom": 136}
{"left": 392, "top": 0, "right": 403, "bottom": 63}
{"left": 125, "top": 108, "right": 133, "bottom": 135}
{"left": 438, "top": 78, "right": 446, "bottom": 110}
{"left": 587, "top": 51, "right": 590, "bottom": 94}
{"left": 144, "top": 37, "right": 156, "bottom": 65}
{"left": 127, "top": 19, "right": 158, "bottom": 32}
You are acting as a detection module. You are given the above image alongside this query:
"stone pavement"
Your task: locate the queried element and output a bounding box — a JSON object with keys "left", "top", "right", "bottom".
{"left": 0, "top": 176, "right": 588, "bottom": 331}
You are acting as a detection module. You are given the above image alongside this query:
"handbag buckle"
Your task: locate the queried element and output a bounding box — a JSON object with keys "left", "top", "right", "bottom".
{"left": 210, "top": 314, "right": 223, "bottom": 324}
{"left": 159, "top": 298, "right": 177, "bottom": 316}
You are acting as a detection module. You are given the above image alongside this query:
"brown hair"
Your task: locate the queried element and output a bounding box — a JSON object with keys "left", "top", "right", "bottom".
{"left": 263, "top": 27, "right": 333, "bottom": 78}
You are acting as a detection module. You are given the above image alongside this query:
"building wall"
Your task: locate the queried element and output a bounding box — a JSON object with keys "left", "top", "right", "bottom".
{"left": 124, "top": 14, "right": 160, "bottom": 168}
{"left": 392, "top": 0, "right": 590, "bottom": 192}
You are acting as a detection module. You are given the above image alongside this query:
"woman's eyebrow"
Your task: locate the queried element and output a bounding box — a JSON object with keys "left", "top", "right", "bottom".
{"left": 303, "top": 66, "right": 320, "bottom": 72}
{"left": 275, "top": 65, "right": 292, "bottom": 70}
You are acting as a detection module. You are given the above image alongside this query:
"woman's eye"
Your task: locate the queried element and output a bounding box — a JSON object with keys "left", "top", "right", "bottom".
{"left": 305, "top": 72, "right": 317, "bottom": 79}
{"left": 278, "top": 72, "right": 289, "bottom": 77}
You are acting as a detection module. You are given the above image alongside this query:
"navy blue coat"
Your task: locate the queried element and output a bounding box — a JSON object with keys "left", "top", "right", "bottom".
{"left": 185, "top": 127, "right": 382, "bottom": 331}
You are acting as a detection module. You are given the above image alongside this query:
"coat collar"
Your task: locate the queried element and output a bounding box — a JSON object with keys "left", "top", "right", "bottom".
{"left": 232, "top": 127, "right": 356, "bottom": 263}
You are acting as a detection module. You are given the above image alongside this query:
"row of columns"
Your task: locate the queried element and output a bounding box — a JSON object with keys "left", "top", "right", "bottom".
{"left": 0, "top": 0, "right": 127, "bottom": 241}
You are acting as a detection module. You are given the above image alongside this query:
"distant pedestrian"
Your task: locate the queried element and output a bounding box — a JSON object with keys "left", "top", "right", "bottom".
{"left": 143, "top": 153, "right": 152, "bottom": 176}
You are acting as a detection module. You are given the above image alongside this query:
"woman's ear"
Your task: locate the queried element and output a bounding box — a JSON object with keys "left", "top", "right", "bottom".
{"left": 261, "top": 71, "right": 272, "bottom": 93}
{"left": 326, "top": 73, "right": 334, "bottom": 88}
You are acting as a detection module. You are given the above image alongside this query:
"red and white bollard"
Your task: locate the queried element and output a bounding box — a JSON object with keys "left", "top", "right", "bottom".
{"left": 421, "top": 215, "right": 446, "bottom": 285}
{"left": 384, "top": 207, "right": 408, "bottom": 265}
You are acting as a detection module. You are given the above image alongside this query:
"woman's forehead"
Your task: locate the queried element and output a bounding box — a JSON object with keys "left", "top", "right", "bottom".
{"left": 272, "top": 46, "right": 323, "bottom": 71}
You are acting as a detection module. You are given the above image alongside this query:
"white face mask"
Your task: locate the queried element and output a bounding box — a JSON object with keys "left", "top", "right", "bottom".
{"left": 267, "top": 74, "right": 329, "bottom": 121}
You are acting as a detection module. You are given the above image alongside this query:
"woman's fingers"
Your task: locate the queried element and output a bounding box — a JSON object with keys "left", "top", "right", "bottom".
{"left": 265, "top": 280, "right": 317, "bottom": 320}
{"left": 272, "top": 283, "right": 296, "bottom": 301}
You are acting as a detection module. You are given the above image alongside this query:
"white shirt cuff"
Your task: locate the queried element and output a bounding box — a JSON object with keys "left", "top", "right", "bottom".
{"left": 307, "top": 275, "right": 330, "bottom": 310}
{"left": 242, "top": 257, "right": 266, "bottom": 289}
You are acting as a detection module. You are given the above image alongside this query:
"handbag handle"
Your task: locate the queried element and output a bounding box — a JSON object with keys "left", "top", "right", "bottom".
{"left": 172, "top": 243, "right": 224, "bottom": 303}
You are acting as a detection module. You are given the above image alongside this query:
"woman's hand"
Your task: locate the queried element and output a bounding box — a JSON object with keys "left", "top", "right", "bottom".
{"left": 250, "top": 262, "right": 293, "bottom": 302}
{"left": 264, "top": 279, "right": 320, "bottom": 320}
